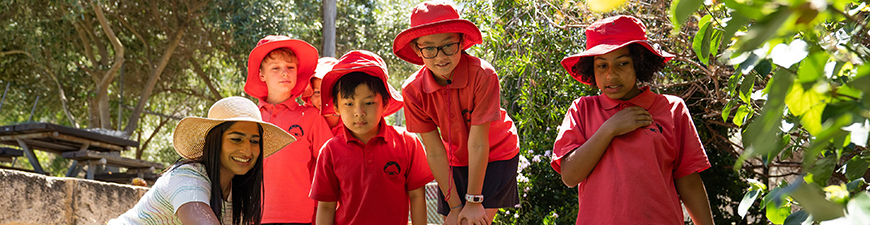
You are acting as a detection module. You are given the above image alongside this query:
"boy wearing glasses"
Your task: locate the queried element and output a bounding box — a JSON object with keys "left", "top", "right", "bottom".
{"left": 393, "top": 1, "right": 520, "bottom": 225}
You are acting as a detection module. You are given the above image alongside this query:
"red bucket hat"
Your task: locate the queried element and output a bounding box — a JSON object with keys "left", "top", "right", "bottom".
{"left": 393, "top": 0, "right": 482, "bottom": 65}
{"left": 321, "top": 50, "right": 404, "bottom": 117}
{"left": 244, "top": 35, "right": 319, "bottom": 100}
{"left": 301, "top": 57, "right": 339, "bottom": 104}
{"left": 561, "top": 15, "right": 674, "bottom": 85}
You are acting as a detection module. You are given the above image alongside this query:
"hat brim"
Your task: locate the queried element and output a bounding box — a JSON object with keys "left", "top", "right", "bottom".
{"left": 245, "top": 39, "right": 319, "bottom": 100}
{"left": 393, "top": 19, "right": 482, "bottom": 65}
{"left": 320, "top": 66, "right": 404, "bottom": 117}
{"left": 561, "top": 40, "right": 674, "bottom": 85}
{"left": 173, "top": 116, "right": 296, "bottom": 160}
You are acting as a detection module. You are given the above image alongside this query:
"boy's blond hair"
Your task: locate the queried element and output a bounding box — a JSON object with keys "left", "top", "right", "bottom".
{"left": 260, "top": 48, "right": 298, "bottom": 69}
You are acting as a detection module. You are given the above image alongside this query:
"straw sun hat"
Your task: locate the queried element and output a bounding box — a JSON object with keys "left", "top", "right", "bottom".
{"left": 173, "top": 96, "right": 295, "bottom": 160}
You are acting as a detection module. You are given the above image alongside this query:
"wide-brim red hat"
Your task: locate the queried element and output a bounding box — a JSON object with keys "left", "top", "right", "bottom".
{"left": 561, "top": 15, "right": 674, "bottom": 85}
{"left": 302, "top": 57, "right": 339, "bottom": 104}
{"left": 393, "top": 0, "right": 482, "bottom": 65}
{"left": 245, "top": 35, "right": 319, "bottom": 100}
{"left": 321, "top": 50, "right": 404, "bottom": 117}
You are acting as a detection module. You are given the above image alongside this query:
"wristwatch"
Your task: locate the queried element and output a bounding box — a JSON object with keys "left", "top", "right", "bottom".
{"left": 465, "top": 194, "right": 484, "bottom": 204}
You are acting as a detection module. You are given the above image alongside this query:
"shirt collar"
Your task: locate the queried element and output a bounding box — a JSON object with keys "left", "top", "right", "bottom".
{"left": 599, "top": 86, "right": 655, "bottom": 110}
{"left": 421, "top": 54, "right": 470, "bottom": 93}
{"left": 340, "top": 118, "right": 388, "bottom": 145}
{"left": 257, "top": 96, "right": 299, "bottom": 111}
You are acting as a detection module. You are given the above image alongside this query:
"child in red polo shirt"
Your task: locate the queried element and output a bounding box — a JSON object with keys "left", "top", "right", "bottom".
{"left": 244, "top": 35, "right": 334, "bottom": 225}
{"left": 550, "top": 15, "right": 714, "bottom": 225}
{"left": 393, "top": 1, "right": 520, "bottom": 224}
{"left": 309, "top": 50, "right": 433, "bottom": 225}
{"left": 302, "top": 57, "right": 342, "bottom": 134}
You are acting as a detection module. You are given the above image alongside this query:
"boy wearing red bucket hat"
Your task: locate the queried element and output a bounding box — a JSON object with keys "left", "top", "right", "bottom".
{"left": 301, "top": 57, "right": 343, "bottom": 134}
{"left": 550, "top": 15, "right": 714, "bottom": 225}
{"left": 393, "top": 1, "right": 520, "bottom": 224}
{"left": 309, "top": 50, "right": 434, "bottom": 225}
{"left": 245, "top": 35, "right": 334, "bottom": 224}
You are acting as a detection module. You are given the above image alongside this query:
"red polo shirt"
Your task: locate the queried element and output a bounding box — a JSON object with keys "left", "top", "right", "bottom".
{"left": 401, "top": 54, "right": 519, "bottom": 166}
{"left": 259, "top": 97, "right": 334, "bottom": 223}
{"left": 309, "top": 119, "right": 433, "bottom": 225}
{"left": 550, "top": 87, "right": 710, "bottom": 225}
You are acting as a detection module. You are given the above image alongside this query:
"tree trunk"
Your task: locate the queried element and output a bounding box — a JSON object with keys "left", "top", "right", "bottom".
{"left": 322, "top": 0, "right": 337, "bottom": 57}
{"left": 123, "top": 28, "right": 186, "bottom": 135}
{"left": 91, "top": 0, "right": 125, "bottom": 129}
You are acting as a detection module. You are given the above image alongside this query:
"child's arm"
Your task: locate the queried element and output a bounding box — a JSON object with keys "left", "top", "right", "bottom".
{"left": 458, "top": 123, "right": 490, "bottom": 224}
{"left": 676, "top": 172, "right": 714, "bottom": 225}
{"left": 408, "top": 187, "right": 427, "bottom": 225}
{"left": 559, "top": 106, "right": 652, "bottom": 187}
{"left": 315, "top": 201, "right": 337, "bottom": 225}
{"left": 177, "top": 202, "right": 221, "bottom": 225}
{"left": 419, "top": 130, "right": 462, "bottom": 225}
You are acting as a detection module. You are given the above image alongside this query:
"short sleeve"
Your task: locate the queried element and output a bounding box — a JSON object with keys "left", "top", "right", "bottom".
{"left": 550, "top": 99, "right": 588, "bottom": 174}
{"left": 469, "top": 68, "right": 501, "bottom": 125}
{"left": 164, "top": 164, "right": 212, "bottom": 213}
{"left": 309, "top": 140, "right": 340, "bottom": 202}
{"left": 402, "top": 88, "right": 437, "bottom": 133}
{"left": 670, "top": 98, "right": 711, "bottom": 179}
{"left": 405, "top": 134, "right": 434, "bottom": 190}
{"left": 309, "top": 113, "right": 335, "bottom": 158}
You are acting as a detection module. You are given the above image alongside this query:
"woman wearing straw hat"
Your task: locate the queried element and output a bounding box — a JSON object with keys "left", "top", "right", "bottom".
{"left": 109, "top": 96, "right": 295, "bottom": 225}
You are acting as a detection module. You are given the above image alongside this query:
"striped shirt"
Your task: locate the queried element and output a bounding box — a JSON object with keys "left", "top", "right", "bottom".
{"left": 108, "top": 163, "right": 233, "bottom": 224}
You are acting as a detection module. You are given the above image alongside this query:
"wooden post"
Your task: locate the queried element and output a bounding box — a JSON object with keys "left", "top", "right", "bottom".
{"left": 322, "top": 0, "right": 337, "bottom": 57}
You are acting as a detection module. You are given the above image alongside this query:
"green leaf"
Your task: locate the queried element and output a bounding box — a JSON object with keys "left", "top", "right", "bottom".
{"left": 808, "top": 157, "right": 836, "bottom": 186}
{"left": 755, "top": 59, "right": 773, "bottom": 77}
{"left": 782, "top": 210, "right": 811, "bottom": 225}
{"left": 722, "top": 0, "right": 766, "bottom": 20}
{"left": 800, "top": 103, "right": 826, "bottom": 136}
{"left": 587, "top": 0, "right": 629, "bottom": 12}
{"left": 735, "top": 6, "right": 793, "bottom": 53}
{"left": 734, "top": 104, "right": 751, "bottom": 127}
{"left": 738, "top": 70, "right": 792, "bottom": 168}
{"left": 669, "top": 0, "right": 704, "bottom": 31}
{"left": 844, "top": 157, "right": 870, "bottom": 181}
{"left": 797, "top": 51, "right": 828, "bottom": 83}
{"left": 789, "top": 180, "right": 844, "bottom": 221}
{"left": 846, "top": 192, "right": 870, "bottom": 224}
{"left": 739, "top": 189, "right": 761, "bottom": 217}
{"left": 740, "top": 73, "right": 757, "bottom": 103}
{"left": 784, "top": 80, "right": 828, "bottom": 116}
{"left": 846, "top": 178, "right": 866, "bottom": 192}
{"left": 766, "top": 200, "right": 791, "bottom": 224}
{"left": 722, "top": 100, "right": 736, "bottom": 122}
{"left": 720, "top": 14, "right": 750, "bottom": 53}
{"left": 693, "top": 14, "right": 713, "bottom": 65}
{"left": 727, "top": 72, "right": 742, "bottom": 96}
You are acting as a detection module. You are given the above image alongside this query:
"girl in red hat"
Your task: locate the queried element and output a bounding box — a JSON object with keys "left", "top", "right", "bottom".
{"left": 550, "top": 15, "right": 715, "bottom": 225}
{"left": 244, "top": 35, "right": 334, "bottom": 225}
{"left": 393, "top": 1, "right": 520, "bottom": 225}
{"left": 301, "top": 57, "right": 343, "bottom": 134}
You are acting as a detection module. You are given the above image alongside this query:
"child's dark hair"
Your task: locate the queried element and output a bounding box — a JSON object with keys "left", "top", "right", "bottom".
{"left": 572, "top": 43, "right": 666, "bottom": 84}
{"left": 332, "top": 72, "right": 390, "bottom": 106}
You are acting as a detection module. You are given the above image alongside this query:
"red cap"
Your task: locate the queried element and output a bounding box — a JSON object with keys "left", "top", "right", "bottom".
{"left": 561, "top": 15, "right": 674, "bottom": 85}
{"left": 244, "top": 35, "right": 319, "bottom": 100}
{"left": 321, "top": 50, "right": 403, "bottom": 117}
{"left": 393, "top": 1, "right": 482, "bottom": 65}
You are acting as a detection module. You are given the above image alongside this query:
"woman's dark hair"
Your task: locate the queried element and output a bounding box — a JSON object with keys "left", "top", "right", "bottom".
{"left": 332, "top": 72, "right": 390, "bottom": 106}
{"left": 174, "top": 121, "right": 264, "bottom": 225}
{"left": 571, "top": 43, "right": 666, "bottom": 85}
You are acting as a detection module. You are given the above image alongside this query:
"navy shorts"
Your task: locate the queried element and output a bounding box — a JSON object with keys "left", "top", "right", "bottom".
{"left": 436, "top": 153, "right": 520, "bottom": 216}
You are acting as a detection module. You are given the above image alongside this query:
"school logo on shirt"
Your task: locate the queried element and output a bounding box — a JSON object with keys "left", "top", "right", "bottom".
{"left": 643, "top": 122, "right": 664, "bottom": 136}
{"left": 383, "top": 161, "right": 401, "bottom": 179}
{"left": 461, "top": 109, "right": 473, "bottom": 122}
{"left": 288, "top": 124, "right": 304, "bottom": 137}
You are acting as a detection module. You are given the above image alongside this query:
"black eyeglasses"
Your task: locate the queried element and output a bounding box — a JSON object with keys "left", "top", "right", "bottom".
{"left": 414, "top": 38, "right": 463, "bottom": 59}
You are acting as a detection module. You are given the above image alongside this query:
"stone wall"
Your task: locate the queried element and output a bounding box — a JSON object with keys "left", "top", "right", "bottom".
{"left": 0, "top": 169, "right": 148, "bottom": 225}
